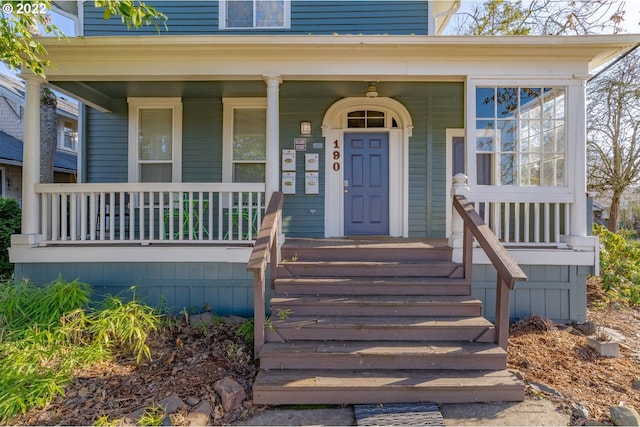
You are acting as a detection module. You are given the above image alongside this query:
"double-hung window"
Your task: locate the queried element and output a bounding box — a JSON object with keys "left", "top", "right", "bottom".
{"left": 128, "top": 98, "right": 183, "bottom": 183}
{"left": 219, "top": 0, "right": 290, "bottom": 29}
{"left": 474, "top": 86, "right": 566, "bottom": 187}
{"left": 222, "top": 98, "right": 266, "bottom": 183}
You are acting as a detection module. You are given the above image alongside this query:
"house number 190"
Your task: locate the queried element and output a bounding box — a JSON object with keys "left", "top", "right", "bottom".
{"left": 332, "top": 140, "right": 340, "bottom": 171}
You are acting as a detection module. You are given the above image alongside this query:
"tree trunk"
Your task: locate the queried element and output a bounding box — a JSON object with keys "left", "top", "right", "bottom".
{"left": 608, "top": 189, "right": 623, "bottom": 232}
{"left": 40, "top": 88, "right": 57, "bottom": 184}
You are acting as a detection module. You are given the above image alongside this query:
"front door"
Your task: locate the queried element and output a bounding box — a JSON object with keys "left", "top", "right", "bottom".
{"left": 344, "top": 133, "right": 389, "bottom": 235}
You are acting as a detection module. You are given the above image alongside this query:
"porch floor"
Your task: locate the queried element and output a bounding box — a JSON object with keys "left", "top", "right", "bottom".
{"left": 282, "top": 237, "right": 450, "bottom": 249}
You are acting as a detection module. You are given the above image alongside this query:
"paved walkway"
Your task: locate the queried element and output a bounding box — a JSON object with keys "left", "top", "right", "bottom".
{"left": 236, "top": 398, "right": 570, "bottom": 426}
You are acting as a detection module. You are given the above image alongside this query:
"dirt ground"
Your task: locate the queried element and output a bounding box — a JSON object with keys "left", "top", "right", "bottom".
{"left": 508, "top": 277, "right": 640, "bottom": 425}
{"left": 8, "top": 277, "right": 640, "bottom": 426}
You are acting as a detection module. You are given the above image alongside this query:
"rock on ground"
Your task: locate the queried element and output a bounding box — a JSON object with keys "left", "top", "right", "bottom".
{"left": 214, "top": 376, "right": 246, "bottom": 412}
{"left": 610, "top": 405, "right": 640, "bottom": 426}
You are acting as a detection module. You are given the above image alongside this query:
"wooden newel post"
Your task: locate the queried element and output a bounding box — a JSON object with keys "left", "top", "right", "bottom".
{"left": 450, "top": 173, "right": 469, "bottom": 264}
{"left": 494, "top": 275, "right": 511, "bottom": 350}
{"left": 253, "top": 269, "right": 266, "bottom": 357}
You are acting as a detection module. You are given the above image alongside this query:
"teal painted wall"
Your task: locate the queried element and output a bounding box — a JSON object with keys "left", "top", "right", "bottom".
{"left": 472, "top": 264, "right": 591, "bottom": 324}
{"left": 13, "top": 262, "right": 260, "bottom": 316}
{"left": 83, "top": 81, "right": 463, "bottom": 238}
{"left": 14, "top": 261, "right": 589, "bottom": 322}
{"left": 83, "top": 1, "right": 429, "bottom": 36}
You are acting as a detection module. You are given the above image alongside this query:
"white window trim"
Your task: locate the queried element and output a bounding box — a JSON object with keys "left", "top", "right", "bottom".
{"left": 127, "top": 97, "right": 183, "bottom": 183}
{"left": 465, "top": 77, "right": 578, "bottom": 199}
{"left": 218, "top": 0, "right": 291, "bottom": 30}
{"left": 445, "top": 128, "right": 465, "bottom": 238}
{"left": 57, "top": 118, "right": 78, "bottom": 153}
{"left": 222, "top": 97, "right": 267, "bottom": 183}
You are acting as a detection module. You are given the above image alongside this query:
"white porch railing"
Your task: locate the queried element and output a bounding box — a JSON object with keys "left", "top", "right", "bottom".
{"left": 467, "top": 194, "right": 572, "bottom": 245}
{"left": 35, "top": 183, "right": 266, "bottom": 245}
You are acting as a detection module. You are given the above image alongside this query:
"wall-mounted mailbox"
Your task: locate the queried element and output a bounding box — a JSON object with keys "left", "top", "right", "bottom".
{"left": 282, "top": 149, "right": 296, "bottom": 171}
{"left": 305, "top": 172, "right": 319, "bottom": 195}
{"left": 305, "top": 153, "right": 319, "bottom": 171}
{"left": 282, "top": 172, "right": 296, "bottom": 194}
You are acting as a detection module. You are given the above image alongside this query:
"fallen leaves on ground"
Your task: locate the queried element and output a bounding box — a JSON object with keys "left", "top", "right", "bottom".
{"left": 508, "top": 277, "right": 640, "bottom": 425}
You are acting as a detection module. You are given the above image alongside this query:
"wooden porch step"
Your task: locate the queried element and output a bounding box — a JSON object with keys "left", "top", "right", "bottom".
{"left": 274, "top": 277, "right": 471, "bottom": 296}
{"left": 253, "top": 369, "right": 525, "bottom": 405}
{"left": 270, "top": 295, "right": 482, "bottom": 317}
{"left": 277, "top": 261, "right": 463, "bottom": 278}
{"left": 259, "top": 341, "right": 506, "bottom": 370}
{"left": 265, "top": 316, "right": 495, "bottom": 342}
{"left": 281, "top": 245, "right": 452, "bottom": 263}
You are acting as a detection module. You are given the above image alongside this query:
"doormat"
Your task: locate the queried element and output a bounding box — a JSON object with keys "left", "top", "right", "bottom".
{"left": 354, "top": 402, "right": 445, "bottom": 426}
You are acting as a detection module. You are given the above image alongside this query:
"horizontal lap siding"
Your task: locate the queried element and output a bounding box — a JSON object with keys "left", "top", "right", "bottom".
{"left": 86, "top": 100, "right": 128, "bottom": 182}
{"left": 279, "top": 95, "right": 332, "bottom": 237}
{"left": 182, "top": 99, "right": 222, "bottom": 182}
{"left": 14, "top": 262, "right": 257, "bottom": 316}
{"left": 83, "top": 1, "right": 428, "bottom": 36}
{"left": 398, "top": 83, "right": 464, "bottom": 238}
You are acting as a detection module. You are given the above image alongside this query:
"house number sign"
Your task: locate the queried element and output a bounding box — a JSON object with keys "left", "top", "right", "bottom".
{"left": 332, "top": 140, "right": 340, "bottom": 171}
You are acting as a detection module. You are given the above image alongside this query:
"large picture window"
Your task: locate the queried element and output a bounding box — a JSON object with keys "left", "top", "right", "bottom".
{"left": 128, "top": 98, "right": 182, "bottom": 183}
{"left": 475, "top": 86, "right": 566, "bottom": 187}
{"left": 223, "top": 98, "right": 266, "bottom": 183}
{"left": 220, "top": 0, "right": 290, "bottom": 29}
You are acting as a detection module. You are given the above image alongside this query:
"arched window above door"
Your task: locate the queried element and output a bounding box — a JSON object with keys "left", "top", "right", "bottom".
{"left": 346, "top": 110, "right": 400, "bottom": 129}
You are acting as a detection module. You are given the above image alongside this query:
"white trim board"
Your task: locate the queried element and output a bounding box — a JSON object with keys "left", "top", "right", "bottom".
{"left": 9, "top": 245, "right": 252, "bottom": 264}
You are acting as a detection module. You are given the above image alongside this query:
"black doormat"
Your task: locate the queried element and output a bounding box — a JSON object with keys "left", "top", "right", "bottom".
{"left": 354, "top": 402, "right": 445, "bottom": 426}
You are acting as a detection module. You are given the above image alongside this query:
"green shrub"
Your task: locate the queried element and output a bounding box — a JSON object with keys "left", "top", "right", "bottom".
{"left": 594, "top": 224, "right": 640, "bottom": 305}
{"left": 0, "top": 198, "right": 21, "bottom": 280}
{"left": 0, "top": 280, "right": 161, "bottom": 423}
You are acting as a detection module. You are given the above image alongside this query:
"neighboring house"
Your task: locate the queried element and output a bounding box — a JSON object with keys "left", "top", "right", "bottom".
{"left": 0, "top": 73, "right": 78, "bottom": 201}
{"left": 7, "top": 0, "right": 639, "bottom": 404}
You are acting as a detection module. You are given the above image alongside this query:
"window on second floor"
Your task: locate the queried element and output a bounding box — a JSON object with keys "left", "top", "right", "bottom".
{"left": 219, "top": 0, "right": 290, "bottom": 29}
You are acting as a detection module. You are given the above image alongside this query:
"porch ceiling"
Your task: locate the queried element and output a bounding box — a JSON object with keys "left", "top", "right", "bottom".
{"left": 49, "top": 80, "right": 462, "bottom": 113}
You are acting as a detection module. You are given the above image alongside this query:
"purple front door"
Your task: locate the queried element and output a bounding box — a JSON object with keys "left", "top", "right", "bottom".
{"left": 344, "top": 133, "right": 389, "bottom": 235}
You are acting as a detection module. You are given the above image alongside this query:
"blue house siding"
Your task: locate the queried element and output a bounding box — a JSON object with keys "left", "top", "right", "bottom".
{"left": 472, "top": 264, "right": 591, "bottom": 324}
{"left": 182, "top": 99, "right": 223, "bottom": 182}
{"left": 398, "top": 84, "right": 464, "bottom": 238}
{"left": 81, "top": 81, "right": 462, "bottom": 238}
{"left": 14, "top": 261, "right": 256, "bottom": 316}
{"left": 83, "top": 1, "right": 429, "bottom": 36}
{"left": 86, "top": 99, "right": 128, "bottom": 183}
{"left": 14, "top": 261, "right": 589, "bottom": 322}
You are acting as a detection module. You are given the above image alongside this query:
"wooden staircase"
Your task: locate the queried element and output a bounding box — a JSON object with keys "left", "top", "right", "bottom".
{"left": 252, "top": 239, "right": 525, "bottom": 405}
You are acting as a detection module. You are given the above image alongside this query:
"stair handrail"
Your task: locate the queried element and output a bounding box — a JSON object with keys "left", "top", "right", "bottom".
{"left": 247, "top": 191, "right": 284, "bottom": 357}
{"left": 453, "top": 194, "right": 528, "bottom": 350}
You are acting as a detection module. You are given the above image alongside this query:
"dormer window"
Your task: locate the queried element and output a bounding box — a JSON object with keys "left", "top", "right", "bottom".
{"left": 219, "top": 0, "right": 290, "bottom": 29}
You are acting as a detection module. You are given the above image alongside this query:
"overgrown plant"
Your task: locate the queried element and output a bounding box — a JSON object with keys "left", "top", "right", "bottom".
{"left": 0, "top": 198, "right": 20, "bottom": 280}
{"left": 0, "top": 280, "right": 161, "bottom": 423}
{"left": 594, "top": 224, "right": 640, "bottom": 306}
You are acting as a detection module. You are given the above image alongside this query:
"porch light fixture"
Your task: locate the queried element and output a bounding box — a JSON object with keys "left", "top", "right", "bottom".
{"left": 300, "top": 121, "right": 312, "bottom": 135}
{"left": 366, "top": 83, "right": 378, "bottom": 98}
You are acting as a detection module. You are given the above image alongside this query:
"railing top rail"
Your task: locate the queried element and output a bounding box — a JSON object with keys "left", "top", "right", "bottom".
{"left": 247, "top": 192, "right": 284, "bottom": 273}
{"left": 35, "top": 182, "right": 266, "bottom": 193}
{"left": 454, "top": 194, "right": 527, "bottom": 289}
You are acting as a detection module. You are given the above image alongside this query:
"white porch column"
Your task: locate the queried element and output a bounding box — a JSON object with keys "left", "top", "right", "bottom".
{"left": 21, "top": 75, "right": 42, "bottom": 236}
{"left": 564, "top": 77, "right": 598, "bottom": 253}
{"left": 449, "top": 173, "right": 470, "bottom": 263}
{"left": 263, "top": 74, "right": 282, "bottom": 201}
{"left": 571, "top": 79, "right": 588, "bottom": 238}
